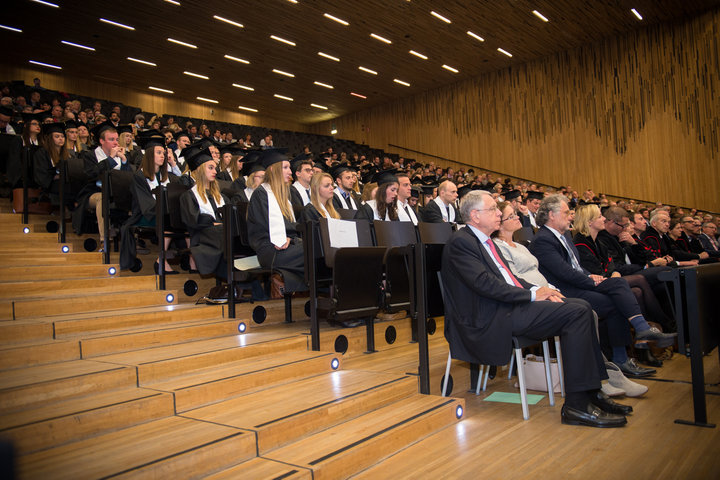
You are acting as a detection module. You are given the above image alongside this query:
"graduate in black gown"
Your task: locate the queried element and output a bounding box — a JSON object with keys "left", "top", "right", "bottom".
{"left": 247, "top": 149, "right": 306, "bottom": 294}
{"left": 216, "top": 144, "right": 244, "bottom": 183}
{"left": 118, "top": 124, "right": 143, "bottom": 167}
{"left": 233, "top": 158, "right": 265, "bottom": 203}
{"left": 33, "top": 122, "right": 71, "bottom": 205}
{"left": 299, "top": 172, "right": 341, "bottom": 222}
{"left": 355, "top": 170, "right": 400, "bottom": 222}
{"left": 179, "top": 146, "right": 229, "bottom": 277}
{"left": 119, "top": 132, "right": 193, "bottom": 273}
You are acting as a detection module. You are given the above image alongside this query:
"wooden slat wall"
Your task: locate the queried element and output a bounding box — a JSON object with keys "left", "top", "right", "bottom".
{"left": 311, "top": 9, "right": 720, "bottom": 213}
{"left": 3, "top": 66, "right": 306, "bottom": 133}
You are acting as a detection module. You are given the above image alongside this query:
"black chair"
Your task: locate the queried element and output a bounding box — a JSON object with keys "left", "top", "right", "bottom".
{"left": 373, "top": 221, "right": 418, "bottom": 315}
{"left": 417, "top": 222, "right": 453, "bottom": 317}
{"left": 100, "top": 169, "right": 135, "bottom": 263}
{"left": 336, "top": 208, "right": 357, "bottom": 220}
{"left": 513, "top": 226, "right": 536, "bottom": 245}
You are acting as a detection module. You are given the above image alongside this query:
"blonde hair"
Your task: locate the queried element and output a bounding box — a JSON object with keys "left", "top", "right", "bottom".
{"left": 265, "top": 161, "right": 294, "bottom": 221}
{"left": 361, "top": 182, "right": 377, "bottom": 203}
{"left": 119, "top": 131, "right": 135, "bottom": 151}
{"left": 310, "top": 173, "right": 339, "bottom": 219}
{"left": 574, "top": 204, "right": 601, "bottom": 236}
{"left": 191, "top": 161, "right": 222, "bottom": 204}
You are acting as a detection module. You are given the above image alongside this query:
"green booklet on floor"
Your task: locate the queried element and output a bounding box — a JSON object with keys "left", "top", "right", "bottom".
{"left": 484, "top": 392, "right": 544, "bottom": 405}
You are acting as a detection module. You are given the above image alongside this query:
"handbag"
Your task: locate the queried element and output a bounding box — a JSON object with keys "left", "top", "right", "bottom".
{"left": 519, "top": 354, "right": 562, "bottom": 393}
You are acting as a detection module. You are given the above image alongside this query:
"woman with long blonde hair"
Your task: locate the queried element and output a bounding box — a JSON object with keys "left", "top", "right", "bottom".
{"left": 300, "top": 172, "right": 340, "bottom": 221}
{"left": 247, "top": 149, "right": 306, "bottom": 295}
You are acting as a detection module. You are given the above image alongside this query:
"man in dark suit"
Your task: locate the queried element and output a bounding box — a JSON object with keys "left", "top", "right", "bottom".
{"left": 529, "top": 195, "right": 676, "bottom": 378}
{"left": 519, "top": 191, "right": 543, "bottom": 228}
{"left": 422, "top": 180, "right": 460, "bottom": 223}
{"left": 442, "top": 190, "right": 628, "bottom": 427}
{"left": 698, "top": 222, "right": 720, "bottom": 255}
{"left": 331, "top": 164, "right": 359, "bottom": 210}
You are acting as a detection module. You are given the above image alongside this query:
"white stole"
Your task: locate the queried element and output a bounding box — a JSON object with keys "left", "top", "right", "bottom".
{"left": 293, "top": 181, "right": 311, "bottom": 205}
{"left": 191, "top": 185, "right": 224, "bottom": 219}
{"left": 433, "top": 196, "right": 455, "bottom": 222}
{"left": 94, "top": 146, "right": 122, "bottom": 170}
{"left": 262, "top": 183, "right": 291, "bottom": 247}
{"left": 365, "top": 199, "right": 391, "bottom": 221}
{"left": 144, "top": 170, "right": 170, "bottom": 200}
{"left": 334, "top": 187, "right": 357, "bottom": 209}
{"left": 397, "top": 200, "right": 418, "bottom": 225}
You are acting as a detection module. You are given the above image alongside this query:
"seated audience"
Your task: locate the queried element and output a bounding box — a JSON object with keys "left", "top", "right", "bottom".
{"left": 698, "top": 222, "right": 719, "bottom": 254}
{"left": 33, "top": 122, "right": 69, "bottom": 204}
{"left": 299, "top": 172, "right": 340, "bottom": 222}
{"left": 422, "top": 180, "right": 460, "bottom": 223}
{"left": 641, "top": 210, "right": 700, "bottom": 266}
{"left": 356, "top": 171, "right": 399, "bottom": 221}
{"left": 290, "top": 156, "right": 313, "bottom": 209}
{"left": 395, "top": 172, "right": 419, "bottom": 225}
{"left": 331, "top": 164, "right": 360, "bottom": 210}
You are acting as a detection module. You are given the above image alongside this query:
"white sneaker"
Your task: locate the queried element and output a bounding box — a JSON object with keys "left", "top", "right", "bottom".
{"left": 601, "top": 381, "right": 626, "bottom": 397}
{"left": 606, "top": 362, "right": 648, "bottom": 397}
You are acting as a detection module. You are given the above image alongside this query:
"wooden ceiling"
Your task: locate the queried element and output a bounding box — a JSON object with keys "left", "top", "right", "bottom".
{"left": 3, "top": 0, "right": 718, "bottom": 125}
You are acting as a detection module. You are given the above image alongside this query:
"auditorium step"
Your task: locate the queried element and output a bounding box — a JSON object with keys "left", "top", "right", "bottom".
{"left": 0, "top": 251, "right": 104, "bottom": 266}
{"left": 51, "top": 303, "right": 226, "bottom": 337}
{"left": 0, "top": 275, "right": 156, "bottom": 299}
{"left": 0, "top": 387, "right": 175, "bottom": 455}
{"left": 2, "top": 289, "right": 178, "bottom": 319}
{"left": 16, "top": 416, "right": 255, "bottom": 480}
{"left": 184, "top": 370, "right": 419, "bottom": 454}
{"left": 0, "top": 339, "right": 80, "bottom": 370}
{"left": 204, "top": 458, "right": 312, "bottom": 480}
{"left": 262, "top": 394, "right": 463, "bottom": 480}
{"left": 0, "top": 319, "right": 53, "bottom": 343}
{"left": 0, "top": 359, "right": 137, "bottom": 411}
{"left": 0, "top": 263, "right": 118, "bottom": 281}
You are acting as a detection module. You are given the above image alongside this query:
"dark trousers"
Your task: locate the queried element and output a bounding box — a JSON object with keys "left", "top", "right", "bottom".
{"left": 511, "top": 297, "right": 605, "bottom": 393}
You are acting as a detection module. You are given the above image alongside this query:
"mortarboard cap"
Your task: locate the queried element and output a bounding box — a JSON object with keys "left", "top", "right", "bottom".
{"left": 504, "top": 189, "right": 522, "bottom": 201}
{"left": 116, "top": 124, "right": 133, "bottom": 135}
{"left": 21, "top": 112, "right": 41, "bottom": 123}
{"left": 41, "top": 122, "right": 65, "bottom": 136}
{"left": 410, "top": 186, "right": 421, "bottom": 199}
{"left": 91, "top": 121, "right": 116, "bottom": 140}
{"left": 260, "top": 148, "right": 289, "bottom": 169}
{"left": 185, "top": 147, "right": 215, "bottom": 171}
{"left": 526, "top": 191, "right": 544, "bottom": 201}
{"left": 64, "top": 119, "right": 78, "bottom": 130}
{"left": 372, "top": 169, "right": 398, "bottom": 186}
{"left": 135, "top": 129, "right": 166, "bottom": 150}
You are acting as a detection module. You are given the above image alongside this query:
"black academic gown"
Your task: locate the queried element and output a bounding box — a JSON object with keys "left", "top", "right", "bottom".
{"left": 6, "top": 136, "right": 35, "bottom": 189}
{"left": 216, "top": 170, "right": 232, "bottom": 182}
{"left": 32, "top": 147, "right": 60, "bottom": 199}
{"left": 299, "top": 203, "right": 323, "bottom": 223}
{"left": 126, "top": 148, "right": 144, "bottom": 168}
{"left": 247, "top": 186, "right": 306, "bottom": 292}
{"left": 179, "top": 188, "right": 229, "bottom": 276}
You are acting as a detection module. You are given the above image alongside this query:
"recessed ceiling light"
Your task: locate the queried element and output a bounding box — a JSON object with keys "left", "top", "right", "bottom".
{"left": 31, "top": 0, "right": 59, "bottom": 7}
{"left": 197, "top": 97, "right": 218, "bottom": 104}
{"left": 61, "top": 40, "right": 95, "bottom": 51}
{"left": 274, "top": 94, "right": 294, "bottom": 101}
{"left": 497, "top": 48, "right": 513, "bottom": 57}
{"left": 318, "top": 52, "right": 340, "bottom": 62}
{"left": 393, "top": 79, "right": 410, "bottom": 87}
{"left": 29, "top": 60, "right": 61, "bottom": 70}
{"left": 184, "top": 71, "right": 209, "bottom": 79}
{"left": 350, "top": 92, "right": 367, "bottom": 99}
{"left": 224, "top": 54, "right": 250, "bottom": 64}
{"left": 323, "top": 13, "right": 349, "bottom": 26}
{"left": 430, "top": 11, "right": 451, "bottom": 24}
{"left": 167, "top": 38, "right": 197, "bottom": 48}
{"left": 467, "top": 31, "right": 484, "bottom": 42}
{"left": 270, "top": 35, "right": 296, "bottom": 46}
{"left": 286, "top": 0, "right": 297, "bottom": 3}
{"left": 213, "top": 15, "right": 243, "bottom": 28}
{"left": 532, "top": 10, "right": 549, "bottom": 22}
{"left": 149, "top": 86, "right": 174, "bottom": 93}
{"left": 232, "top": 83, "right": 254, "bottom": 91}
{"left": 331, "top": 129, "right": 337, "bottom": 135}
{"left": 272, "top": 68, "right": 295, "bottom": 78}
{"left": 99, "top": 18, "right": 135, "bottom": 30}
{"left": 0, "top": 24, "right": 22, "bottom": 33}
{"left": 358, "top": 66, "right": 378, "bottom": 75}
{"left": 409, "top": 50, "right": 428, "bottom": 60}
{"left": 164, "top": 0, "right": 180, "bottom": 5}
{"left": 314, "top": 81, "right": 334, "bottom": 89}
{"left": 238, "top": 106, "right": 258, "bottom": 112}
{"left": 127, "top": 57, "right": 156, "bottom": 66}
{"left": 631, "top": 8, "right": 643, "bottom": 20}
{"left": 442, "top": 64, "right": 459, "bottom": 73}
{"left": 370, "top": 33, "right": 392, "bottom": 44}
{"left": 311, "top": 103, "right": 328, "bottom": 110}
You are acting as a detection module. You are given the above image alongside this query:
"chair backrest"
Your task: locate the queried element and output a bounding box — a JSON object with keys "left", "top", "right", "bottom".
{"left": 373, "top": 221, "right": 416, "bottom": 313}
{"left": 336, "top": 208, "right": 357, "bottom": 220}
{"left": 108, "top": 170, "right": 135, "bottom": 212}
{"left": 417, "top": 221, "right": 452, "bottom": 317}
{"left": 373, "top": 220, "right": 418, "bottom": 247}
{"left": 513, "top": 226, "right": 536, "bottom": 245}
{"left": 164, "top": 181, "right": 191, "bottom": 231}
{"left": 318, "top": 217, "right": 373, "bottom": 268}
{"left": 418, "top": 222, "right": 453, "bottom": 244}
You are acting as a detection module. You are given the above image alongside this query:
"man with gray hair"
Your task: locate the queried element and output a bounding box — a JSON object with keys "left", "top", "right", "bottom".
{"left": 530, "top": 195, "right": 676, "bottom": 378}
{"left": 441, "top": 190, "right": 628, "bottom": 427}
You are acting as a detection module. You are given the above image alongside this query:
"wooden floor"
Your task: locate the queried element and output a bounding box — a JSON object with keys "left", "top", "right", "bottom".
{"left": 1, "top": 207, "right": 719, "bottom": 479}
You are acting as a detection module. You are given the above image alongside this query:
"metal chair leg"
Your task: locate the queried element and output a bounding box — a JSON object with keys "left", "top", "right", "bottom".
{"left": 441, "top": 351, "right": 452, "bottom": 397}
{"left": 508, "top": 353, "right": 515, "bottom": 379}
{"left": 554, "top": 336, "right": 565, "bottom": 397}
{"left": 542, "top": 339, "right": 555, "bottom": 407}
{"left": 475, "top": 365, "right": 485, "bottom": 395}
{"left": 515, "top": 347, "right": 529, "bottom": 420}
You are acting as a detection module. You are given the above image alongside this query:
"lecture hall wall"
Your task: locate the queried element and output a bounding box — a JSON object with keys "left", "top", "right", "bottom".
{"left": 311, "top": 9, "right": 720, "bottom": 213}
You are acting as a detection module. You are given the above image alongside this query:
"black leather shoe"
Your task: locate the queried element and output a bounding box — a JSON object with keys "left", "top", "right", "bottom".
{"left": 636, "top": 348, "right": 663, "bottom": 367}
{"left": 488, "top": 365, "right": 497, "bottom": 380}
{"left": 616, "top": 358, "right": 656, "bottom": 377}
{"left": 561, "top": 403, "right": 627, "bottom": 428}
{"left": 591, "top": 391, "right": 633, "bottom": 415}
{"left": 635, "top": 326, "right": 677, "bottom": 348}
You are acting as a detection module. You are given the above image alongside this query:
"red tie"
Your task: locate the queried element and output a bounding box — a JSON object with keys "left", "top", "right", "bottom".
{"left": 485, "top": 239, "right": 523, "bottom": 288}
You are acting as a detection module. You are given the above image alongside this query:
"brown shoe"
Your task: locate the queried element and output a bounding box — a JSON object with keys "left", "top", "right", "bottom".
{"left": 270, "top": 273, "right": 285, "bottom": 299}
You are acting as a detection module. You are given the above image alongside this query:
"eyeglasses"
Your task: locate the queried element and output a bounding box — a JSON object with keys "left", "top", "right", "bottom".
{"left": 613, "top": 220, "right": 629, "bottom": 228}
{"left": 475, "top": 207, "right": 499, "bottom": 214}
{"left": 501, "top": 213, "right": 518, "bottom": 222}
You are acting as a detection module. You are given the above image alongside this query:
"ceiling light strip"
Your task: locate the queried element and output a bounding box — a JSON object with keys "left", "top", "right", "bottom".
{"left": 127, "top": 57, "right": 156, "bottom": 66}
{"left": 184, "top": 71, "right": 209, "bottom": 79}
{"left": 318, "top": 52, "right": 340, "bottom": 62}
{"left": 168, "top": 38, "right": 197, "bottom": 48}
{"left": 238, "top": 106, "right": 258, "bottom": 112}
{"left": 430, "top": 11, "right": 451, "bottom": 24}
{"left": 393, "top": 79, "right": 410, "bottom": 87}
{"left": 61, "top": 40, "right": 95, "bottom": 51}
{"left": 213, "top": 15, "right": 243, "bottom": 28}
{"left": 272, "top": 68, "right": 295, "bottom": 77}
{"left": 270, "top": 35, "right": 296, "bottom": 46}
{"left": 99, "top": 18, "right": 135, "bottom": 30}
{"left": 164, "top": 0, "right": 180, "bottom": 5}
{"left": 232, "top": 83, "right": 254, "bottom": 91}
{"left": 409, "top": 50, "right": 428, "bottom": 60}
{"left": 314, "top": 81, "right": 334, "bottom": 89}
{"left": 31, "top": 0, "right": 59, "bottom": 7}
{"left": 532, "top": 10, "right": 549, "bottom": 22}
{"left": 631, "top": 8, "right": 643, "bottom": 20}
{"left": 29, "top": 60, "right": 61, "bottom": 69}
{"left": 370, "top": 33, "right": 392, "bottom": 44}
{"left": 224, "top": 54, "right": 250, "bottom": 64}
{"left": 197, "top": 97, "right": 218, "bottom": 103}
{"left": 467, "top": 31, "right": 484, "bottom": 42}
{"left": 274, "top": 94, "right": 294, "bottom": 101}
{"left": 358, "top": 66, "right": 378, "bottom": 75}
{"left": 149, "top": 86, "right": 174, "bottom": 93}
{"left": 0, "top": 24, "right": 22, "bottom": 33}
{"left": 323, "top": 13, "right": 349, "bottom": 25}
{"left": 497, "top": 48, "right": 513, "bottom": 57}
{"left": 311, "top": 103, "right": 328, "bottom": 110}
{"left": 350, "top": 92, "right": 367, "bottom": 99}
{"left": 442, "top": 64, "right": 459, "bottom": 73}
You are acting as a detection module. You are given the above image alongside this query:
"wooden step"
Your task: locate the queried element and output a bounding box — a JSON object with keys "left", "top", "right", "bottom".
{"left": 0, "top": 252, "right": 104, "bottom": 266}
{"left": 0, "top": 360, "right": 137, "bottom": 411}
{"left": 16, "top": 416, "right": 255, "bottom": 480}
{"left": 96, "top": 334, "right": 309, "bottom": 381}
{"left": 6, "top": 289, "right": 178, "bottom": 319}
{"left": 206, "top": 458, "right": 312, "bottom": 480}
{"left": 0, "top": 243, "right": 72, "bottom": 254}
{"left": 0, "top": 319, "right": 53, "bottom": 343}
{"left": 80, "top": 318, "right": 247, "bottom": 358}
{"left": 264, "top": 395, "right": 464, "bottom": 480}
{"left": 0, "top": 275, "right": 156, "bottom": 299}
{"left": 53, "top": 304, "right": 225, "bottom": 337}
{"left": 0, "top": 263, "right": 119, "bottom": 281}
{"left": 0, "top": 339, "right": 80, "bottom": 370}
{"left": 0, "top": 231, "right": 58, "bottom": 241}
{"left": 1, "top": 387, "right": 174, "bottom": 455}
{"left": 184, "top": 370, "right": 418, "bottom": 453}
